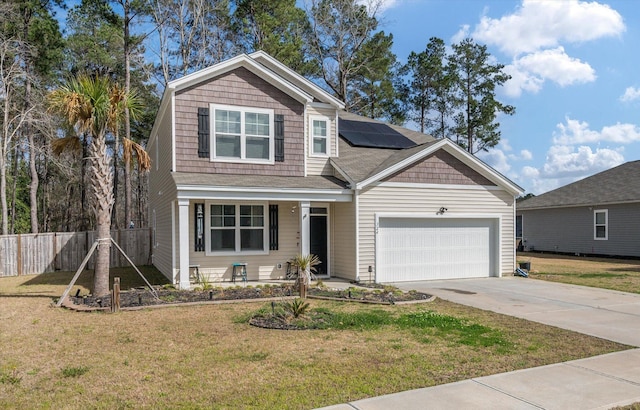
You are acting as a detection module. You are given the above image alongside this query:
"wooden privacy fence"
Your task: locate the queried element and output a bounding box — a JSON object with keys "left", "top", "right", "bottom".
{"left": 0, "top": 228, "right": 152, "bottom": 277}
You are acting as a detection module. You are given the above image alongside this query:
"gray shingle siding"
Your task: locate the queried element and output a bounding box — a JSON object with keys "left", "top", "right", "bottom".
{"left": 519, "top": 203, "right": 640, "bottom": 257}
{"left": 174, "top": 67, "right": 305, "bottom": 177}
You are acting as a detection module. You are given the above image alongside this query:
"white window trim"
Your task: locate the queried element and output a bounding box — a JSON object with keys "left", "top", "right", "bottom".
{"left": 309, "top": 115, "right": 330, "bottom": 157}
{"left": 594, "top": 209, "right": 608, "bottom": 240}
{"left": 205, "top": 201, "right": 270, "bottom": 256}
{"left": 210, "top": 104, "right": 275, "bottom": 164}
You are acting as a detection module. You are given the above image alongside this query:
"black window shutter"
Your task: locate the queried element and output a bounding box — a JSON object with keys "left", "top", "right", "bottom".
{"left": 197, "top": 107, "right": 210, "bottom": 158}
{"left": 194, "top": 203, "right": 205, "bottom": 252}
{"left": 269, "top": 204, "right": 279, "bottom": 250}
{"left": 274, "top": 114, "right": 284, "bottom": 162}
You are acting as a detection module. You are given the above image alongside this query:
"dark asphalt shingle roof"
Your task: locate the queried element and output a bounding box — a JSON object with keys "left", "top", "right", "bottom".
{"left": 518, "top": 160, "right": 640, "bottom": 210}
{"left": 332, "top": 111, "right": 437, "bottom": 183}
{"left": 173, "top": 173, "right": 349, "bottom": 190}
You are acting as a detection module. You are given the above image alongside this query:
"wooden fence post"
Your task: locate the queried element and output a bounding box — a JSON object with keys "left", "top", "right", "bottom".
{"left": 111, "top": 277, "right": 120, "bottom": 313}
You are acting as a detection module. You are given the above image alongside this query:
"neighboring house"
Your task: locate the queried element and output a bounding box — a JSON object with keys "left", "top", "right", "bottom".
{"left": 147, "top": 51, "right": 523, "bottom": 289}
{"left": 517, "top": 161, "right": 640, "bottom": 257}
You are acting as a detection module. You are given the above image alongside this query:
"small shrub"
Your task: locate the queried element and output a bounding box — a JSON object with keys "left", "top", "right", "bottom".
{"left": 61, "top": 366, "right": 89, "bottom": 378}
{"left": 282, "top": 298, "right": 310, "bottom": 318}
{"left": 198, "top": 274, "right": 213, "bottom": 291}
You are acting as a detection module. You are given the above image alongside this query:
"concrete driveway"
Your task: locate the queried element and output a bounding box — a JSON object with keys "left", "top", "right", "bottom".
{"left": 394, "top": 277, "right": 640, "bottom": 347}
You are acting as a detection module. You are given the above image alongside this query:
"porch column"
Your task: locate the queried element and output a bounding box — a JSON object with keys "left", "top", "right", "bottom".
{"left": 178, "top": 198, "right": 190, "bottom": 289}
{"left": 299, "top": 201, "right": 310, "bottom": 255}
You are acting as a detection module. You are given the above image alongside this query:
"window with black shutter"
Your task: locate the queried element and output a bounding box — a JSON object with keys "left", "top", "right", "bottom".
{"left": 274, "top": 114, "right": 284, "bottom": 162}
{"left": 269, "top": 204, "right": 279, "bottom": 250}
{"left": 197, "top": 107, "right": 210, "bottom": 158}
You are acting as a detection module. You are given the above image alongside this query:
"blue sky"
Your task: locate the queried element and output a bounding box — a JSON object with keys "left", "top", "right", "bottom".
{"left": 378, "top": 0, "right": 640, "bottom": 195}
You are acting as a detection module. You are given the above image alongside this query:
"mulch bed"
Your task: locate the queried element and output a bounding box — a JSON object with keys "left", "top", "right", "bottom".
{"left": 66, "top": 284, "right": 432, "bottom": 310}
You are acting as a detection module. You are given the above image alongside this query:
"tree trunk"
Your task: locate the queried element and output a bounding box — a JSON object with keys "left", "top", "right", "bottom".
{"left": 0, "top": 156, "right": 7, "bottom": 236}
{"left": 91, "top": 132, "right": 114, "bottom": 297}
{"left": 10, "top": 144, "right": 19, "bottom": 233}
{"left": 112, "top": 133, "right": 119, "bottom": 229}
{"left": 29, "top": 132, "right": 38, "bottom": 233}
{"left": 1, "top": 89, "right": 9, "bottom": 235}
{"left": 124, "top": 0, "right": 133, "bottom": 230}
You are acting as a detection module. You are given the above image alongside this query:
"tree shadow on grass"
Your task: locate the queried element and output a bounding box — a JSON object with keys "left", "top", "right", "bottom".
{"left": 21, "top": 265, "right": 170, "bottom": 292}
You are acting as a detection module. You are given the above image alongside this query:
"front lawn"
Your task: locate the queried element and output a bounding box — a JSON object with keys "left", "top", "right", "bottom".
{"left": 519, "top": 252, "right": 640, "bottom": 294}
{"left": 0, "top": 269, "right": 629, "bottom": 409}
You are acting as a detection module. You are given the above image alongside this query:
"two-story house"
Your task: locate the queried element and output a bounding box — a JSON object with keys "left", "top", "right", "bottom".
{"left": 147, "top": 51, "right": 522, "bottom": 289}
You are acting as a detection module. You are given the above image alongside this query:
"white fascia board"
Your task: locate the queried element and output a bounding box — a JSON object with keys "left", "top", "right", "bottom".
{"left": 250, "top": 51, "right": 345, "bottom": 109}
{"left": 176, "top": 185, "right": 353, "bottom": 202}
{"left": 168, "top": 54, "right": 313, "bottom": 105}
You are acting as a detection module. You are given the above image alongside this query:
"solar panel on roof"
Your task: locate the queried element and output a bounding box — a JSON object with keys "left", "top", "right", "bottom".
{"left": 339, "top": 118, "right": 417, "bottom": 149}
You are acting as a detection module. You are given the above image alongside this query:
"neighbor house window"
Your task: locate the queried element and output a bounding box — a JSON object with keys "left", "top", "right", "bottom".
{"left": 310, "top": 116, "right": 329, "bottom": 156}
{"left": 594, "top": 209, "right": 608, "bottom": 240}
{"left": 208, "top": 203, "right": 268, "bottom": 254}
{"left": 211, "top": 104, "right": 274, "bottom": 163}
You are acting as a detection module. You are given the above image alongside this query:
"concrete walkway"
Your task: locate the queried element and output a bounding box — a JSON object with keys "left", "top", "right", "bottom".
{"left": 316, "top": 278, "right": 640, "bottom": 410}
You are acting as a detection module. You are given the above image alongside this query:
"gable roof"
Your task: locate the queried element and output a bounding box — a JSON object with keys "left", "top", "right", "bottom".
{"left": 249, "top": 51, "right": 345, "bottom": 109}
{"left": 518, "top": 161, "right": 640, "bottom": 210}
{"left": 331, "top": 112, "right": 522, "bottom": 194}
{"left": 167, "top": 53, "right": 314, "bottom": 104}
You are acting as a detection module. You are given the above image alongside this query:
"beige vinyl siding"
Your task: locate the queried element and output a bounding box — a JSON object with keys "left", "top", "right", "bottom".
{"left": 306, "top": 105, "right": 337, "bottom": 176}
{"left": 187, "top": 200, "right": 300, "bottom": 281}
{"left": 148, "top": 110, "right": 177, "bottom": 280}
{"left": 331, "top": 201, "right": 357, "bottom": 280}
{"left": 358, "top": 185, "right": 515, "bottom": 282}
{"left": 174, "top": 67, "right": 305, "bottom": 176}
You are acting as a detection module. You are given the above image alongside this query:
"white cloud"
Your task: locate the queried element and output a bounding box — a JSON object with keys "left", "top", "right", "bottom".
{"left": 476, "top": 140, "right": 532, "bottom": 176}
{"left": 473, "top": 0, "right": 625, "bottom": 57}
{"left": 553, "top": 117, "right": 640, "bottom": 145}
{"left": 541, "top": 145, "right": 624, "bottom": 178}
{"left": 467, "top": 1, "right": 624, "bottom": 97}
{"left": 503, "top": 48, "right": 596, "bottom": 97}
{"left": 451, "top": 24, "right": 470, "bottom": 44}
{"left": 502, "top": 65, "right": 544, "bottom": 97}
{"left": 358, "top": 0, "right": 401, "bottom": 13}
{"left": 620, "top": 87, "right": 640, "bottom": 102}
{"left": 520, "top": 149, "right": 533, "bottom": 160}
{"left": 477, "top": 149, "right": 511, "bottom": 174}
{"left": 521, "top": 145, "right": 624, "bottom": 194}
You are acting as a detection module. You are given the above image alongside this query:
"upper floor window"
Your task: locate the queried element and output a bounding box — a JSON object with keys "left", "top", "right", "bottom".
{"left": 310, "top": 116, "right": 329, "bottom": 156}
{"left": 594, "top": 209, "right": 608, "bottom": 240}
{"left": 211, "top": 104, "right": 274, "bottom": 163}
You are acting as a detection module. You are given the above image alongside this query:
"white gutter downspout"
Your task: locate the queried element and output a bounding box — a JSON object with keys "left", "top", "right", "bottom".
{"left": 354, "top": 188, "right": 361, "bottom": 283}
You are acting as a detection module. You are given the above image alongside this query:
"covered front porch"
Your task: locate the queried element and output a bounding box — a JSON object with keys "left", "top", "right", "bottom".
{"left": 174, "top": 194, "right": 353, "bottom": 289}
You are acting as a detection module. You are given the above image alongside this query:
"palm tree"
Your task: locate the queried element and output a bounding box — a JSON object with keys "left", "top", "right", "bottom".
{"left": 48, "top": 75, "right": 140, "bottom": 296}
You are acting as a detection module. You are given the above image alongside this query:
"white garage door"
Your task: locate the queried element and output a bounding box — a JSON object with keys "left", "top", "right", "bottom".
{"left": 376, "top": 217, "right": 497, "bottom": 282}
